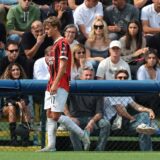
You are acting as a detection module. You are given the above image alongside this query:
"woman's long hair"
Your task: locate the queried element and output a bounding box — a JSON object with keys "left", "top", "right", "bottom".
{"left": 1, "top": 63, "right": 27, "bottom": 79}
{"left": 125, "top": 19, "right": 143, "bottom": 50}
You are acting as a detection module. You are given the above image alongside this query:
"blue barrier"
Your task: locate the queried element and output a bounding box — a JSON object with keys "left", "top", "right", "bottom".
{"left": 0, "top": 79, "right": 160, "bottom": 96}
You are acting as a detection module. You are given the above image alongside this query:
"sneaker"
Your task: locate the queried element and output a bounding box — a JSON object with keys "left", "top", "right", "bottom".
{"left": 36, "top": 147, "right": 56, "bottom": 152}
{"left": 81, "top": 130, "right": 90, "bottom": 151}
{"left": 57, "top": 124, "right": 67, "bottom": 131}
{"left": 136, "top": 123, "right": 156, "bottom": 135}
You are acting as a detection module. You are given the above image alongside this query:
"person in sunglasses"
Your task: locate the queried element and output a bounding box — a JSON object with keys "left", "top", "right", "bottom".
{"left": 85, "top": 18, "right": 110, "bottom": 72}
{"left": 104, "top": 69, "right": 159, "bottom": 151}
{"left": 0, "top": 40, "right": 34, "bottom": 78}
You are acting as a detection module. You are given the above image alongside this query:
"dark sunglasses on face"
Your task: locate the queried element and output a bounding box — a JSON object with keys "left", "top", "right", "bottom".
{"left": 117, "top": 76, "right": 128, "bottom": 80}
{"left": 8, "top": 49, "right": 19, "bottom": 53}
{"left": 94, "top": 25, "right": 104, "bottom": 30}
{"left": 77, "top": 51, "right": 85, "bottom": 55}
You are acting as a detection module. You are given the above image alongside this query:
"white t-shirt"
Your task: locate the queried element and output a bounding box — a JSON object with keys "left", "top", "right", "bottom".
{"left": 96, "top": 57, "right": 131, "bottom": 80}
{"left": 74, "top": 2, "right": 103, "bottom": 34}
{"left": 33, "top": 57, "right": 50, "bottom": 80}
{"left": 141, "top": 4, "right": 160, "bottom": 28}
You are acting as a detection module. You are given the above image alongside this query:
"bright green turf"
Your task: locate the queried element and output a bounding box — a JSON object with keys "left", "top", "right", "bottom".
{"left": 0, "top": 151, "right": 160, "bottom": 160}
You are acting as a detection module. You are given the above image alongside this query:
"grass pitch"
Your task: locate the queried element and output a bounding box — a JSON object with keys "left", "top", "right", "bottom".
{"left": 0, "top": 151, "right": 160, "bottom": 160}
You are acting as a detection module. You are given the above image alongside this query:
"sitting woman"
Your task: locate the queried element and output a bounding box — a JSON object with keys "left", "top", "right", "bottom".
{"left": 71, "top": 43, "right": 93, "bottom": 80}
{"left": 119, "top": 19, "right": 148, "bottom": 79}
{"left": 1, "top": 63, "right": 31, "bottom": 146}
{"left": 136, "top": 48, "right": 160, "bottom": 117}
{"left": 85, "top": 18, "right": 110, "bottom": 71}
{"left": 63, "top": 24, "right": 79, "bottom": 49}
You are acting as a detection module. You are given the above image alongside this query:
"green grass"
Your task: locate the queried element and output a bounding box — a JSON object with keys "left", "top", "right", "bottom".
{"left": 0, "top": 151, "right": 160, "bottom": 160}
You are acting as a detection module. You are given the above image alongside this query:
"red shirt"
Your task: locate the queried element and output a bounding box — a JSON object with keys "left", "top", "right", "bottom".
{"left": 46, "top": 37, "right": 71, "bottom": 92}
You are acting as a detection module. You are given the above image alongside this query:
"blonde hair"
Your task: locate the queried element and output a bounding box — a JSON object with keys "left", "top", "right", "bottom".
{"left": 71, "top": 44, "right": 86, "bottom": 68}
{"left": 87, "top": 18, "right": 110, "bottom": 45}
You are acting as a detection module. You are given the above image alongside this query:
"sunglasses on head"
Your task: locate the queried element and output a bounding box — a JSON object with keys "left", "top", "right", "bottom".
{"left": 8, "top": 49, "right": 19, "bottom": 53}
{"left": 94, "top": 25, "right": 104, "bottom": 30}
{"left": 117, "top": 76, "right": 128, "bottom": 80}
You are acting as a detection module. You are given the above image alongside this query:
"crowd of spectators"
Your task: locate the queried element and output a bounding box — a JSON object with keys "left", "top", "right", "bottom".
{"left": 0, "top": 0, "right": 160, "bottom": 150}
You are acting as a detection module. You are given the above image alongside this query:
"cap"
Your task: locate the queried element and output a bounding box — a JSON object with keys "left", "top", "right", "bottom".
{"left": 7, "top": 34, "right": 21, "bottom": 43}
{"left": 109, "top": 40, "right": 121, "bottom": 49}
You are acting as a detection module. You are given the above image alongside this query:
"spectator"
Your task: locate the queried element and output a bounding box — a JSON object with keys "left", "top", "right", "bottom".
{"left": 0, "top": 40, "right": 34, "bottom": 78}
{"left": 63, "top": 24, "right": 79, "bottom": 49}
{"left": 136, "top": 48, "right": 160, "bottom": 116}
{"left": 21, "top": 20, "right": 53, "bottom": 61}
{"left": 74, "top": 0, "right": 103, "bottom": 42}
{"left": 96, "top": 40, "right": 131, "bottom": 80}
{"left": 104, "top": 69, "right": 158, "bottom": 151}
{"left": 119, "top": 19, "right": 148, "bottom": 79}
{"left": 41, "top": 0, "right": 74, "bottom": 31}
{"left": 64, "top": 66, "right": 110, "bottom": 151}
{"left": 104, "top": 0, "right": 139, "bottom": 40}
{"left": 33, "top": 46, "right": 50, "bottom": 80}
{"left": 6, "top": 0, "right": 40, "bottom": 36}
{"left": 85, "top": 18, "right": 110, "bottom": 71}
{"left": 71, "top": 43, "right": 93, "bottom": 80}
{"left": 1, "top": 63, "right": 31, "bottom": 146}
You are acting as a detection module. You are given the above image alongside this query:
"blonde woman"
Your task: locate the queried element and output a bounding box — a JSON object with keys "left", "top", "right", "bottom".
{"left": 85, "top": 18, "right": 110, "bottom": 71}
{"left": 71, "top": 43, "right": 93, "bottom": 80}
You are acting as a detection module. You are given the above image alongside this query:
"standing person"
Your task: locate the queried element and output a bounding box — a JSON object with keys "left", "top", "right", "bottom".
{"left": 38, "top": 16, "right": 90, "bottom": 152}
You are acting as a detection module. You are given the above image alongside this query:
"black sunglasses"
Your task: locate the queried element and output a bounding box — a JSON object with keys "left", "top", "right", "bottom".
{"left": 77, "top": 51, "right": 85, "bottom": 55}
{"left": 117, "top": 76, "right": 128, "bottom": 80}
{"left": 94, "top": 25, "right": 104, "bottom": 30}
{"left": 8, "top": 49, "right": 19, "bottom": 53}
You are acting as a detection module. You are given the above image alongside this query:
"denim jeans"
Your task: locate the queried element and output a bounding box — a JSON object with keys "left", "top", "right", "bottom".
{"left": 128, "top": 112, "right": 154, "bottom": 151}
{"left": 70, "top": 117, "right": 110, "bottom": 151}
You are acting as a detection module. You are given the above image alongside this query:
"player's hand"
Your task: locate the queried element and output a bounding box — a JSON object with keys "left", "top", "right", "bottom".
{"left": 50, "top": 85, "right": 58, "bottom": 95}
{"left": 85, "top": 119, "right": 95, "bottom": 132}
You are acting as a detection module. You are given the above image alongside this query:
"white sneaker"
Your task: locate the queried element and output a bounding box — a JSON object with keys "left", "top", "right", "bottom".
{"left": 36, "top": 146, "right": 56, "bottom": 152}
{"left": 81, "top": 130, "right": 90, "bottom": 151}
{"left": 57, "top": 124, "right": 67, "bottom": 131}
{"left": 136, "top": 123, "right": 156, "bottom": 135}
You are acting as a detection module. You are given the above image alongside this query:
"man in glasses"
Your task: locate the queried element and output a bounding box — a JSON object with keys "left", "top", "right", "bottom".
{"left": 0, "top": 40, "right": 33, "bottom": 78}
{"left": 6, "top": 0, "right": 40, "bottom": 37}
{"left": 64, "top": 66, "right": 110, "bottom": 151}
{"left": 104, "top": 69, "right": 158, "bottom": 151}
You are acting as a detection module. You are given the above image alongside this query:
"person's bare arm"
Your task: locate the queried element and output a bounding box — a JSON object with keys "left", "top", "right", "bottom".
{"left": 134, "top": 0, "right": 148, "bottom": 8}
{"left": 142, "top": 20, "right": 160, "bottom": 34}
{"left": 78, "top": 24, "right": 88, "bottom": 39}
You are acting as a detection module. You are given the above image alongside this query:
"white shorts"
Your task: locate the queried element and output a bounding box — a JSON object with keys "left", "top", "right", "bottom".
{"left": 44, "top": 88, "right": 68, "bottom": 112}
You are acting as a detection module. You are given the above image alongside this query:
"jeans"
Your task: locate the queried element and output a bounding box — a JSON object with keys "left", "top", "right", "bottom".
{"left": 128, "top": 112, "right": 153, "bottom": 151}
{"left": 70, "top": 117, "right": 110, "bottom": 151}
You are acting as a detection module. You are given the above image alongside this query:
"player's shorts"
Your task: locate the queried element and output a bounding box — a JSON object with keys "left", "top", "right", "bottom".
{"left": 44, "top": 88, "right": 68, "bottom": 112}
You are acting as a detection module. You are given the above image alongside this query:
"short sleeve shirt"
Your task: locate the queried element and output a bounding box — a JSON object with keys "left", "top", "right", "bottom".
{"left": 46, "top": 37, "right": 71, "bottom": 92}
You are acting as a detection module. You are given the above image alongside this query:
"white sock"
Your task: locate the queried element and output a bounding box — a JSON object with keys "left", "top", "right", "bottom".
{"left": 47, "top": 118, "right": 57, "bottom": 148}
{"left": 58, "top": 115, "right": 84, "bottom": 138}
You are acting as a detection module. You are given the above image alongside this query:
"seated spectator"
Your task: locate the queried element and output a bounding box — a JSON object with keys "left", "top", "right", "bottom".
{"left": 63, "top": 24, "right": 79, "bottom": 49}
{"left": 73, "top": 0, "right": 103, "bottom": 43}
{"left": 104, "top": 0, "right": 139, "bottom": 40}
{"left": 136, "top": 48, "right": 160, "bottom": 116}
{"left": 6, "top": 0, "right": 40, "bottom": 36}
{"left": 64, "top": 66, "right": 110, "bottom": 151}
{"left": 96, "top": 40, "right": 131, "bottom": 80}
{"left": 21, "top": 20, "right": 53, "bottom": 61}
{"left": 104, "top": 69, "right": 158, "bottom": 151}
{"left": 33, "top": 46, "right": 50, "bottom": 80}
{"left": 1, "top": 63, "right": 31, "bottom": 146}
{"left": 71, "top": 43, "right": 93, "bottom": 80}
{"left": 0, "top": 40, "right": 34, "bottom": 78}
{"left": 85, "top": 18, "right": 110, "bottom": 71}
{"left": 141, "top": 0, "right": 160, "bottom": 52}
{"left": 119, "top": 19, "right": 148, "bottom": 79}
{"left": 41, "top": 0, "right": 74, "bottom": 31}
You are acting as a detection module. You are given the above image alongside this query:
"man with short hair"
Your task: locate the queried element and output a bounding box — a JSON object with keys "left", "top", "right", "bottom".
{"left": 64, "top": 67, "right": 110, "bottom": 151}
{"left": 96, "top": 40, "right": 131, "bottom": 80}
{"left": 38, "top": 16, "right": 90, "bottom": 152}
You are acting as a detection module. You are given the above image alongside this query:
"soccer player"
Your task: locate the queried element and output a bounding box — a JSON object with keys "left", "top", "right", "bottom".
{"left": 38, "top": 16, "right": 90, "bottom": 152}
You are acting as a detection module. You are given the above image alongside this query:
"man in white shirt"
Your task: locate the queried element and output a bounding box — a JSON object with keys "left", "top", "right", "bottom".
{"left": 96, "top": 40, "right": 131, "bottom": 80}
{"left": 73, "top": 0, "right": 103, "bottom": 41}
